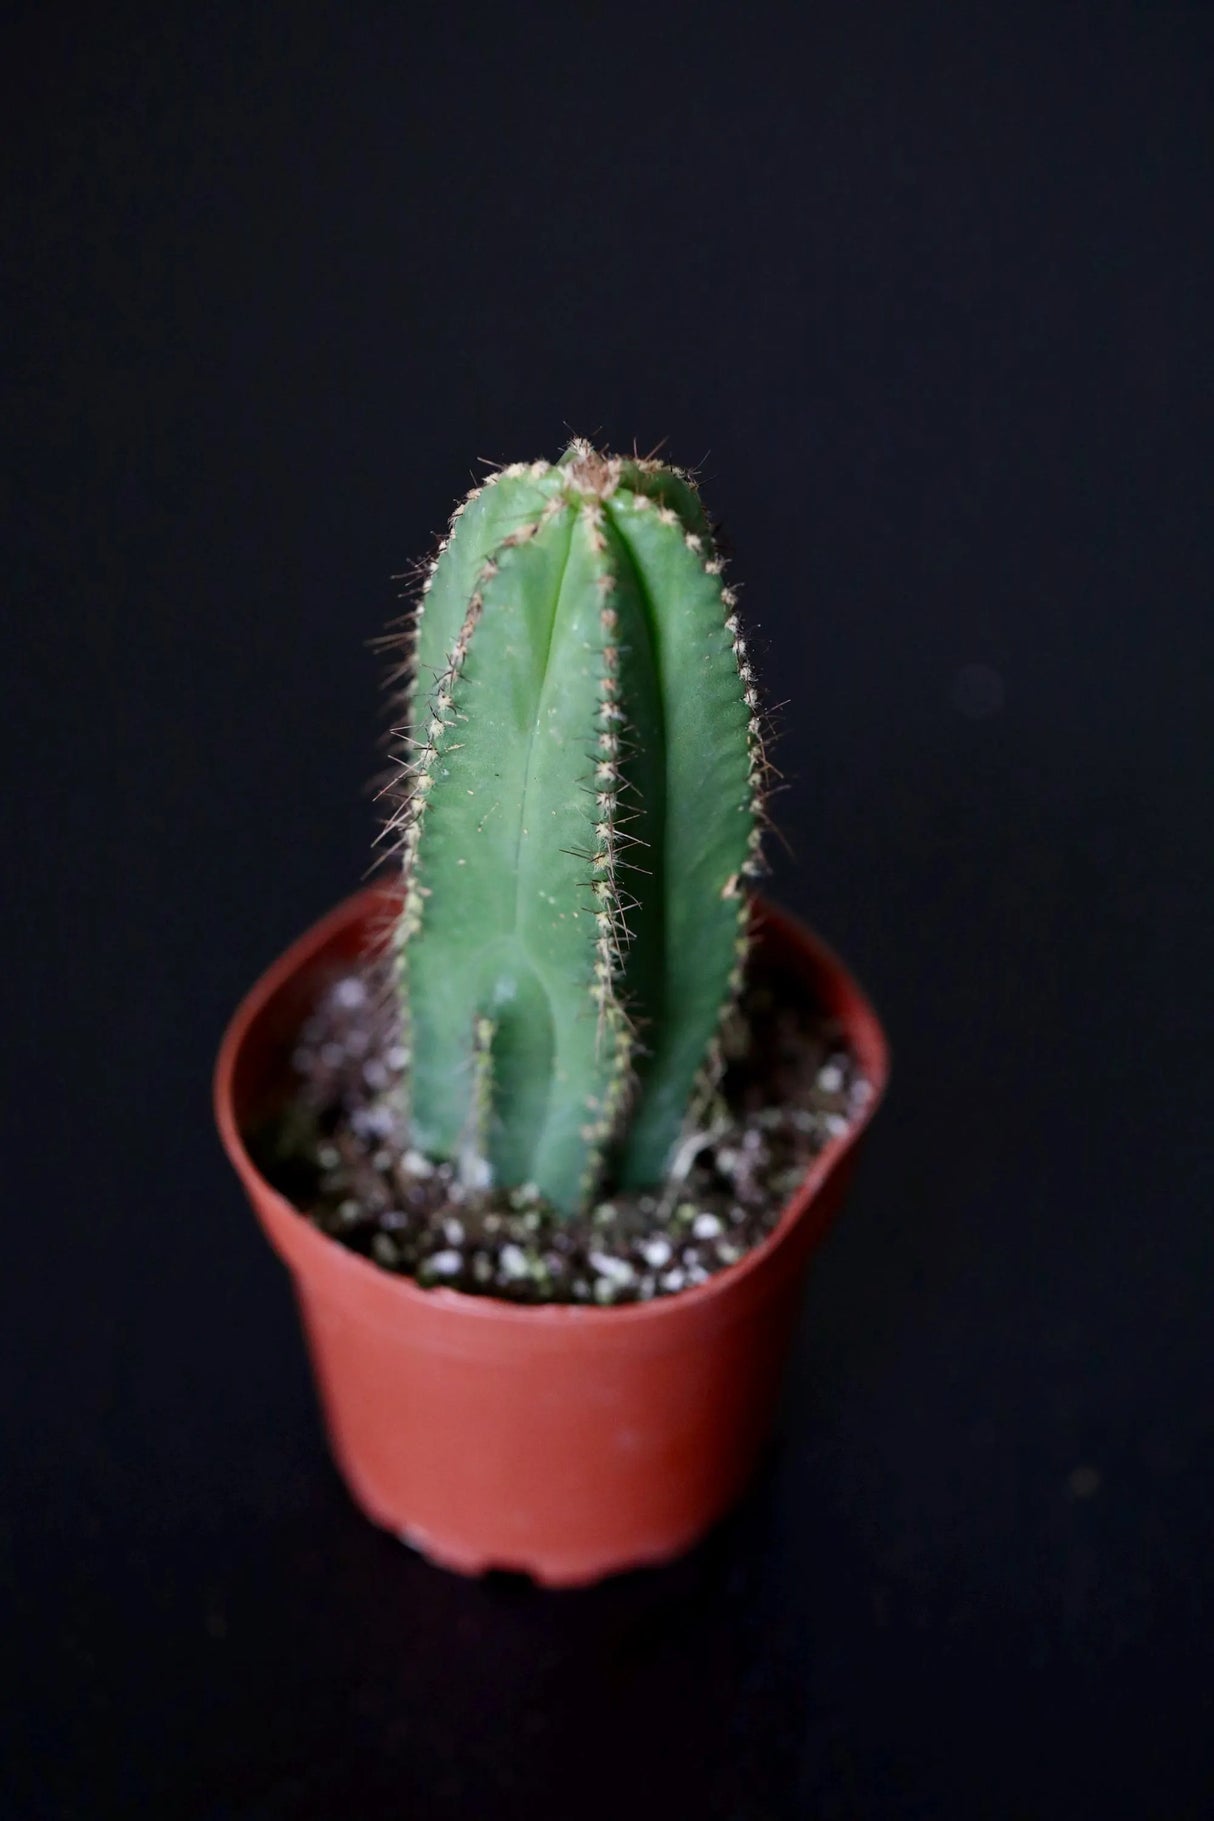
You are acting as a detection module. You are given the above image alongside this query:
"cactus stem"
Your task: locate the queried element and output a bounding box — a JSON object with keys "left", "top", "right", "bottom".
{"left": 387, "top": 445, "right": 764, "bottom": 1212}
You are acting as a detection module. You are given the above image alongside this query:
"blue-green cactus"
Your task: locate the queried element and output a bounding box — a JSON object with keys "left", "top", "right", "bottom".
{"left": 385, "top": 442, "right": 765, "bottom": 1214}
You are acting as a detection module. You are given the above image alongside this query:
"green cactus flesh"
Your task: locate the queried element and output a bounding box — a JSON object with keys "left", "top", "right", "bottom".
{"left": 389, "top": 443, "right": 762, "bottom": 1214}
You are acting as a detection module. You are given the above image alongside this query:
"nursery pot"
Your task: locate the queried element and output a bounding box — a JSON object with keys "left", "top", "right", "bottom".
{"left": 214, "top": 885, "right": 888, "bottom": 1587}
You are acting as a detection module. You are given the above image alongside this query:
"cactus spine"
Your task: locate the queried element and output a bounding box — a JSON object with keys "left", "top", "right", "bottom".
{"left": 385, "top": 442, "right": 764, "bottom": 1215}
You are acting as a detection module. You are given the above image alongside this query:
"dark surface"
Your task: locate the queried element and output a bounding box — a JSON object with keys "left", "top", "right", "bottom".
{"left": 4, "top": 5, "right": 1212, "bottom": 1817}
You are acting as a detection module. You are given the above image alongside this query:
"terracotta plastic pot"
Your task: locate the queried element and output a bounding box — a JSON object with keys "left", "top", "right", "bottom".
{"left": 214, "top": 885, "right": 888, "bottom": 1587}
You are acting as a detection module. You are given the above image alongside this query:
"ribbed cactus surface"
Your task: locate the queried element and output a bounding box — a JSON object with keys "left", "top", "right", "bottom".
{"left": 386, "top": 442, "right": 763, "bottom": 1214}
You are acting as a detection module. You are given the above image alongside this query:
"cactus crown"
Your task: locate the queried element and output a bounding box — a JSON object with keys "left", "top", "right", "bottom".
{"left": 383, "top": 442, "right": 766, "bottom": 1215}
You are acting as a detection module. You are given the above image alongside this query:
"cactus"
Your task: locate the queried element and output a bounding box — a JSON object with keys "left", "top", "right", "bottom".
{"left": 384, "top": 442, "right": 765, "bottom": 1215}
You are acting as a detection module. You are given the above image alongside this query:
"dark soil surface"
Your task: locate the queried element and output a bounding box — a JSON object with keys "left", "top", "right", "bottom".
{"left": 250, "top": 964, "right": 871, "bottom": 1306}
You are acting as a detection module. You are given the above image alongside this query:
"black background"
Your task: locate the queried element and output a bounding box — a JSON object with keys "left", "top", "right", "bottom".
{"left": 5, "top": 4, "right": 1213, "bottom": 1817}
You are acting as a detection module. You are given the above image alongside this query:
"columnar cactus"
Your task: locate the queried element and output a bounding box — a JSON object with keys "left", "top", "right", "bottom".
{"left": 385, "top": 442, "right": 765, "bottom": 1215}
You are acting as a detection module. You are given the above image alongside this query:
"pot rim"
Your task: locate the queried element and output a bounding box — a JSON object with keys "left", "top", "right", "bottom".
{"left": 214, "top": 883, "right": 889, "bottom": 1329}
